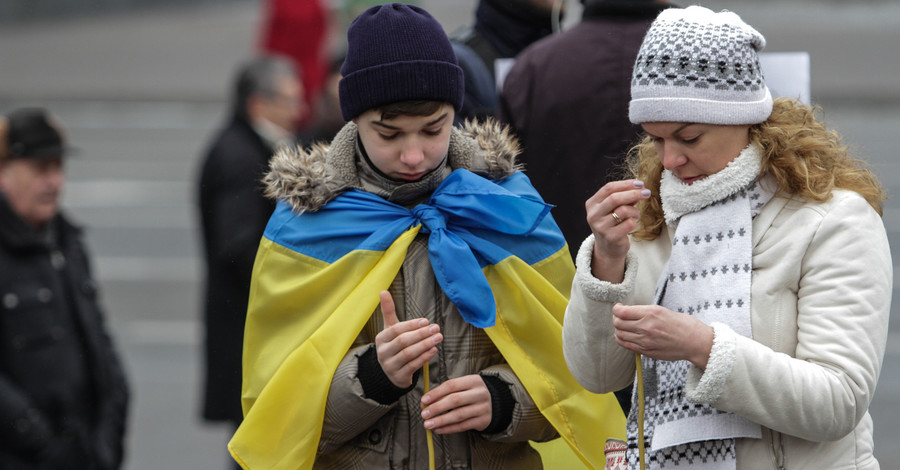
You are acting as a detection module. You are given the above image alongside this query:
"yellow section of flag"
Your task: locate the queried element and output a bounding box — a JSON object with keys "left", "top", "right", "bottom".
{"left": 229, "top": 227, "right": 624, "bottom": 469}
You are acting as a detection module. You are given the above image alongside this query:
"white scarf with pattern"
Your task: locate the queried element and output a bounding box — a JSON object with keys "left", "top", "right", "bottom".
{"left": 627, "top": 144, "right": 773, "bottom": 469}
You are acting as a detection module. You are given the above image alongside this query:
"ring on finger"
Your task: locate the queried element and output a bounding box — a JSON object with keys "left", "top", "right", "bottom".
{"left": 611, "top": 212, "right": 623, "bottom": 225}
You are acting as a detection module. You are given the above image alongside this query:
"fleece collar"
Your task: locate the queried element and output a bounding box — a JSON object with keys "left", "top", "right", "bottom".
{"left": 660, "top": 143, "right": 763, "bottom": 225}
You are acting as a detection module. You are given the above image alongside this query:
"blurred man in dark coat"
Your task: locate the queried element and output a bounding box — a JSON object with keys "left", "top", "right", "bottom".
{"left": 198, "top": 55, "right": 303, "bottom": 429}
{"left": 0, "top": 107, "right": 130, "bottom": 469}
{"left": 499, "top": 0, "right": 676, "bottom": 260}
{"left": 499, "top": 0, "right": 677, "bottom": 416}
{"left": 451, "top": 0, "right": 560, "bottom": 124}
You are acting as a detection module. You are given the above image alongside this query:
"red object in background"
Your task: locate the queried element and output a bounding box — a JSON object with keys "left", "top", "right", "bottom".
{"left": 260, "top": 0, "right": 330, "bottom": 130}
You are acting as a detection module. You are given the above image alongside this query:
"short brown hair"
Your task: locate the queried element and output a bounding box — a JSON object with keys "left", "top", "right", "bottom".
{"left": 375, "top": 100, "right": 447, "bottom": 121}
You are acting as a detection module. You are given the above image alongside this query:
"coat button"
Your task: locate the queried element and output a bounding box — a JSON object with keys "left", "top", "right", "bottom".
{"left": 37, "top": 288, "right": 53, "bottom": 303}
{"left": 14, "top": 417, "right": 30, "bottom": 434}
{"left": 51, "top": 250, "right": 66, "bottom": 270}
{"left": 368, "top": 429, "right": 382, "bottom": 445}
{"left": 2, "top": 293, "right": 18, "bottom": 309}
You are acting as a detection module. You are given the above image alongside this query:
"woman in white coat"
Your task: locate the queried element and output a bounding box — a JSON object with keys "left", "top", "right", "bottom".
{"left": 562, "top": 6, "right": 891, "bottom": 470}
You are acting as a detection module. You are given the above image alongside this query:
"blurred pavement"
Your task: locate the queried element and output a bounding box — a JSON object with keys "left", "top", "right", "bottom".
{"left": 0, "top": 1, "right": 898, "bottom": 468}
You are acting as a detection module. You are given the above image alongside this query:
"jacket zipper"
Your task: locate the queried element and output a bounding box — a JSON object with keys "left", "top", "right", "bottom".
{"left": 770, "top": 429, "right": 785, "bottom": 470}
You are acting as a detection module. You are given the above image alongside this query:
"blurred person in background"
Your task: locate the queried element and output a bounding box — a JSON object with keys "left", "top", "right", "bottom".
{"left": 450, "top": 0, "right": 561, "bottom": 124}
{"left": 0, "top": 107, "right": 129, "bottom": 470}
{"left": 297, "top": 52, "right": 347, "bottom": 148}
{"left": 197, "top": 54, "right": 304, "bottom": 464}
{"left": 259, "top": 0, "right": 330, "bottom": 132}
{"left": 499, "top": 0, "right": 676, "bottom": 262}
{"left": 498, "top": 0, "right": 676, "bottom": 419}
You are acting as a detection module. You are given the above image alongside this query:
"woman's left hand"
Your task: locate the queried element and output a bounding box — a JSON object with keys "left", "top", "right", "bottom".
{"left": 420, "top": 374, "right": 492, "bottom": 434}
{"left": 612, "top": 303, "right": 714, "bottom": 369}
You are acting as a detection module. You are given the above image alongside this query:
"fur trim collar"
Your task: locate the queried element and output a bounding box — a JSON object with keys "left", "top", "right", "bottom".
{"left": 660, "top": 143, "right": 763, "bottom": 225}
{"left": 263, "top": 119, "right": 522, "bottom": 213}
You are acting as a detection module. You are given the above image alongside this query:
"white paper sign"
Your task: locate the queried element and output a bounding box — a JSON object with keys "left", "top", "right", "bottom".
{"left": 759, "top": 52, "right": 811, "bottom": 105}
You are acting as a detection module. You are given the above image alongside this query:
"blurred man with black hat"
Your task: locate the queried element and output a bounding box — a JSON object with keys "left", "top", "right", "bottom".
{"left": 0, "top": 107, "right": 130, "bottom": 469}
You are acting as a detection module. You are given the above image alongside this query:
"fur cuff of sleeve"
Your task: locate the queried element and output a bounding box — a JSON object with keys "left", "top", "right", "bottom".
{"left": 574, "top": 234, "right": 637, "bottom": 303}
{"left": 686, "top": 322, "right": 736, "bottom": 404}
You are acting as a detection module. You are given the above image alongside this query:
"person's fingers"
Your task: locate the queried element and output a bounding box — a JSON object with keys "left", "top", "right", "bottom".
{"left": 385, "top": 346, "right": 439, "bottom": 387}
{"left": 420, "top": 376, "right": 491, "bottom": 432}
{"left": 380, "top": 323, "right": 441, "bottom": 352}
{"left": 377, "top": 290, "right": 440, "bottom": 345}
{"left": 385, "top": 328, "right": 443, "bottom": 364}
{"left": 420, "top": 373, "right": 469, "bottom": 406}
{"left": 587, "top": 181, "right": 648, "bottom": 216}
{"left": 379, "top": 290, "right": 399, "bottom": 327}
{"left": 612, "top": 303, "right": 645, "bottom": 322}
{"left": 586, "top": 179, "right": 646, "bottom": 205}
{"left": 429, "top": 415, "right": 490, "bottom": 435}
{"left": 423, "top": 395, "right": 491, "bottom": 433}
{"left": 377, "top": 324, "right": 442, "bottom": 386}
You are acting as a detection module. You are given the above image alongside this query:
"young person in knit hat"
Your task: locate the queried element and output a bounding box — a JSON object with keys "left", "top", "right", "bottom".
{"left": 563, "top": 5, "right": 890, "bottom": 469}
{"left": 228, "top": 3, "right": 623, "bottom": 469}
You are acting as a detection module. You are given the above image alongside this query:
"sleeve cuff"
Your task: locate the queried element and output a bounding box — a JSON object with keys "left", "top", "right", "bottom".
{"left": 357, "top": 345, "right": 419, "bottom": 405}
{"left": 686, "top": 322, "right": 736, "bottom": 404}
{"left": 574, "top": 234, "right": 637, "bottom": 303}
{"left": 479, "top": 374, "right": 515, "bottom": 435}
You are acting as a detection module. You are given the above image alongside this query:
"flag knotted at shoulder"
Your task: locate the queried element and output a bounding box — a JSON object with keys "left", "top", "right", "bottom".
{"left": 228, "top": 169, "right": 625, "bottom": 470}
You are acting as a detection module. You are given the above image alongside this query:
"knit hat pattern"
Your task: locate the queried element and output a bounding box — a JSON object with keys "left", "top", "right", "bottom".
{"left": 629, "top": 6, "right": 773, "bottom": 125}
{"left": 339, "top": 3, "right": 464, "bottom": 121}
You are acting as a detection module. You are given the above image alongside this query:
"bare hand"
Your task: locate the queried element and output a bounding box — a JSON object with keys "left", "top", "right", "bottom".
{"left": 611, "top": 303, "right": 714, "bottom": 369}
{"left": 420, "top": 375, "right": 492, "bottom": 434}
{"left": 375, "top": 291, "right": 443, "bottom": 388}
{"left": 585, "top": 180, "right": 651, "bottom": 282}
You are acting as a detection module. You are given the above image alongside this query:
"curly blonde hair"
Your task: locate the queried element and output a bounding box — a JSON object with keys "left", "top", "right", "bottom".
{"left": 627, "top": 98, "right": 886, "bottom": 240}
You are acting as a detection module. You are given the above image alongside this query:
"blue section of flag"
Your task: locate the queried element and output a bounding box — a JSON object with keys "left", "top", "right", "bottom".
{"left": 265, "top": 170, "right": 565, "bottom": 265}
{"left": 262, "top": 169, "right": 567, "bottom": 328}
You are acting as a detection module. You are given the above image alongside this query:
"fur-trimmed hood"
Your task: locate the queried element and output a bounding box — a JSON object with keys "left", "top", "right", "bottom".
{"left": 263, "top": 119, "right": 523, "bottom": 213}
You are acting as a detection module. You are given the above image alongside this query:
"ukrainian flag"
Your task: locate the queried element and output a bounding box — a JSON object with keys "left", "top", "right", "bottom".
{"left": 228, "top": 169, "right": 624, "bottom": 469}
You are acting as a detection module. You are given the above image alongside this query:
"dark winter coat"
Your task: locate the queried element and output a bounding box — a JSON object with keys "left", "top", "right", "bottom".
{"left": 451, "top": 0, "right": 556, "bottom": 124}
{"left": 498, "top": 0, "right": 674, "bottom": 259}
{"left": 0, "top": 195, "right": 129, "bottom": 470}
{"left": 198, "top": 115, "right": 277, "bottom": 424}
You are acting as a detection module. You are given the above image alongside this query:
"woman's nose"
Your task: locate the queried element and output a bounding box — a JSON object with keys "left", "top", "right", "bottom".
{"left": 660, "top": 145, "right": 685, "bottom": 170}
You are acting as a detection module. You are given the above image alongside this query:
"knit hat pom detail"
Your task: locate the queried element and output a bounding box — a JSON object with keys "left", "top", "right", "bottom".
{"left": 629, "top": 6, "right": 773, "bottom": 125}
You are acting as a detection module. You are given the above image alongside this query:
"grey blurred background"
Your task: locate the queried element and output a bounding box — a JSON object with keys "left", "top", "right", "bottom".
{"left": 0, "top": 0, "right": 897, "bottom": 468}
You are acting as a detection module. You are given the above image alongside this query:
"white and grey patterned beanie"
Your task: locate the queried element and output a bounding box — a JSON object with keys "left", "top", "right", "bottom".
{"left": 629, "top": 6, "right": 773, "bottom": 125}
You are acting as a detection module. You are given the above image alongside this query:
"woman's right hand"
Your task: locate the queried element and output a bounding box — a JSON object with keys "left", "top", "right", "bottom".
{"left": 375, "top": 290, "right": 443, "bottom": 388}
{"left": 584, "top": 180, "right": 651, "bottom": 282}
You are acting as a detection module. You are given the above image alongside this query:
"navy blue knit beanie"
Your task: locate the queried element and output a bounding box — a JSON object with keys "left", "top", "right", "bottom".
{"left": 339, "top": 3, "right": 464, "bottom": 121}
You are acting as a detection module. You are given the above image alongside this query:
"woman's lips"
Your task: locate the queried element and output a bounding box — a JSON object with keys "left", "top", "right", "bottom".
{"left": 680, "top": 175, "right": 704, "bottom": 185}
